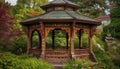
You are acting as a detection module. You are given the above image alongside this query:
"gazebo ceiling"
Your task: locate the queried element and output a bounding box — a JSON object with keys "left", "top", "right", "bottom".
{"left": 20, "top": 0, "right": 100, "bottom": 25}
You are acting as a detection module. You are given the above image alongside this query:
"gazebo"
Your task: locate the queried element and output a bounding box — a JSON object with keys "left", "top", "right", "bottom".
{"left": 20, "top": 0, "right": 100, "bottom": 64}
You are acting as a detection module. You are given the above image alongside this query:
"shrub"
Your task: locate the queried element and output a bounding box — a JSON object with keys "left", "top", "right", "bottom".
{"left": 15, "top": 58, "right": 54, "bottom": 69}
{"left": 93, "top": 36, "right": 119, "bottom": 69}
{"left": 63, "top": 59, "right": 93, "bottom": 69}
{"left": 16, "top": 54, "right": 54, "bottom": 69}
{"left": 0, "top": 52, "right": 54, "bottom": 69}
{"left": 11, "top": 35, "right": 27, "bottom": 54}
{"left": 0, "top": 52, "right": 19, "bottom": 69}
{"left": 0, "top": 35, "right": 27, "bottom": 54}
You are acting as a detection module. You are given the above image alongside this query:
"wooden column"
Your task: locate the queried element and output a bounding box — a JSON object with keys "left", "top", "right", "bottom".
{"left": 88, "top": 27, "right": 92, "bottom": 52}
{"left": 27, "top": 27, "right": 32, "bottom": 54}
{"left": 40, "top": 22, "right": 46, "bottom": 58}
{"left": 66, "top": 33, "right": 69, "bottom": 49}
{"left": 79, "top": 29, "right": 83, "bottom": 49}
{"left": 70, "top": 21, "right": 75, "bottom": 57}
{"left": 52, "top": 30, "right": 55, "bottom": 49}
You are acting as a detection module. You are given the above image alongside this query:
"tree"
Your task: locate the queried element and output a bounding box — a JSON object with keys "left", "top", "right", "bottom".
{"left": 102, "top": 0, "right": 120, "bottom": 40}
{"left": 69, "top": 0, "right": 108, "bottom": 18}
{"left": 0, "top": 1, "right": 23, "bottom": 52}
{"left": 13, "top": 0, "right": 48, "bottom": 29}
{"left": 0, "top": 2, "right": 14, "bottom": 40}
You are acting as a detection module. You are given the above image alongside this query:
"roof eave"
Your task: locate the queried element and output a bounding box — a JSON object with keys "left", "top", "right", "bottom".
{"left": 20, "top": 19, "right": 39, "bottom": 26}
{"left": 20, "top": 18, "right": 101, "bottom": 26}
{"left": 76, "top": 19, "right": 101, "bottom": 25}
{"left": 20, "top": 19, "right": 75, "bottom": 25}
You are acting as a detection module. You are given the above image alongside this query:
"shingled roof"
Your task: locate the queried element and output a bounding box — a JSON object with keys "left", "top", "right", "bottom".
{"left": 40, "top": 0, "right": 79, "bottom": 9}
{"left": 20, "top": 0, "right": 100, "bottom": 25}
{"left": 95, "top": 15, "right": 110, "bottom": 21}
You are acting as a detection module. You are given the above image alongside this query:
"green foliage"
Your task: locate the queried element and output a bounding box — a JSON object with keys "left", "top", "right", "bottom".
{"left": 111, "top": 7, "right": 120, "bottom": 18}
{"left": 15, "top": 58, "right": 54, "bottom": 69}
{"left": 110, "top": 0, "right": 120, "bottom": 6}
{"left": 93, "top": 46, "right": 119, "bottom": 69}
{"left": 107, "top": 46, "right": 120, "bottom": 68}
{"left": 46, "top": 37, "right": 68, "bottom": 48}
{"left": 46, "top": 30, "right": 68, "bottom": 48}
{"left": 0, "top": 52, "right": 19, "bottom": 69}
{"left": 69, "top": 0, "right": 108, "bottom": 18}
{"left": 102, "top": 0, "right": 120, "bottom": 40}
{"left": 100, "top": 4, "right": 120, "bottom": 67}
{"left": 92, "top": 35, "right": 107, "bottom": 50}
{"left": 55, "top": 38, "right": 67, "bottom": 47}
{"left": 13, "top": 0, "right": 48, "bottom": 29}
{"left": 46, "top": 37, "right": 52, "bottom": 48}
{"left": 63, "top": 59, "right": 93, "bottom": 69}
{"left": 74, "top": 33, "right": 88, "bottom": 48}
{"left": 74, "top": 36, "right": 79, "bottom": 48}
{"left": 32, "top": 31, "right": 41, "bottom": 48}
{"left": 0, "top": 35, "right": 27, "bottom": 54}
{"left": 102, "top": 8, "right": 120, "bottom": 40}
{"left": 82, "top": 33, "right": 89, "bottom": 48}
{"left": 0, "top": 52, "right": 54, "bottom": 69}
{"left": 11, "top": 35, "right": 27, "bottom": 54}
{"left": 92, "top": 36, "right": 120, "bottom": 69}
{"left": 102, "top": 24, "right": 120, "bottom": 40}
{"left": 0, "top": 40, "right": 12, "bottom": 52}
{"left": 46, "top": 30, "right": 89, "bottom": 49}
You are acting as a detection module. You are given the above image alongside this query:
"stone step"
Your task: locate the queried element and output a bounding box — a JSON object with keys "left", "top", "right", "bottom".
{"left": 46, "top": 58, "right": 70, "bottom": 64}
{"left": 45, "top": 55, "right": 69, "bottom": 57}
{"left": 45, "top": 54, "right": 70, "bottom": 65}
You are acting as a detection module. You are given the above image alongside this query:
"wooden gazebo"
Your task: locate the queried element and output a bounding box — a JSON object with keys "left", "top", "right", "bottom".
{"left": 20, "top": 0, "right": 100, "bottom": 64}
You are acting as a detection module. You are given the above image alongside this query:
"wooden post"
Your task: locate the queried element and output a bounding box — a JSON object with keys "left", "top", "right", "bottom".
{"left": 40, "top": 22, "right": 46, "bottom": 58}
{"left": 52, "top": 30, "right": 55, "bottom": 49}
{"left": 88, "top": 27, "right": 92, "bottom": 52}
{"left": 66, "top": 33, "right": 69, "bottom": 49}
{"left": 79, "top": 29, "right": 82, "bottom": 49}
{"left": 70, "top": 21, "right": 75, "bottom": 58}
{"left": 27, "top": 27, "right": 31, "bottom": 54}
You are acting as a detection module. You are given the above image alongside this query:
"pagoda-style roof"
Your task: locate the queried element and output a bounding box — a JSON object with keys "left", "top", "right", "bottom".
{"left": 20, "top": 0, "right": 100, "bottom": 25}
{"left": 40, "top": 0, "right": 79, "bottom": 10}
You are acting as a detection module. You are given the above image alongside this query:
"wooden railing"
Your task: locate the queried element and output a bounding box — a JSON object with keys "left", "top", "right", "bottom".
{"left": 28, "top": 48, "right": 97, "bottom": 63}
{"left": 75, "top": 48, "right": 89, "bottom": 54}
{"left": 74, "top": 49, "right": 97, "bottom": 62}
{"left": 74, "top": 49, "right": 90, "bottom": 59}
{"left": 45, "top": 50, "right": 70, "bottom": 64}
